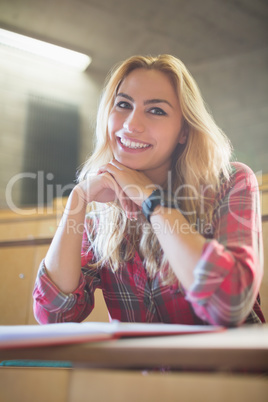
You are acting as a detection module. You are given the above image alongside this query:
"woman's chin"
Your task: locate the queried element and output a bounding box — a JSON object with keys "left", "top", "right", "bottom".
{"left": 114, "top": 156, "right": 144, "bottom": 171}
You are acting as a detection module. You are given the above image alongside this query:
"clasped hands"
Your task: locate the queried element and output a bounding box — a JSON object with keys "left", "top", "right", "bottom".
{"left": 77, "top": 159, "right": 156, "bottom": 220}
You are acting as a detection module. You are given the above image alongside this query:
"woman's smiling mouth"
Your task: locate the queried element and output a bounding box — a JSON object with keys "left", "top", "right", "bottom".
{"left": 118, "top": 136, "right": 151, "bottom": 150}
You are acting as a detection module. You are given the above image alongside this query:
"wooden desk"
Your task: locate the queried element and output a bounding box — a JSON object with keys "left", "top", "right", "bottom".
{"left": 1, "top": 325, "right": 268, "bottom": 372}
{"left": 1, "top": 325, "right": 268, "bottom": 402}
{"left": 0, "top": 367, "right": 267, "bottom": 402}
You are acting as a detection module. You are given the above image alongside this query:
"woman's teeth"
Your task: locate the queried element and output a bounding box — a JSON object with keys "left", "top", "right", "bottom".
{"left": 120, "top": 137, "right": 150, "bottom": 149}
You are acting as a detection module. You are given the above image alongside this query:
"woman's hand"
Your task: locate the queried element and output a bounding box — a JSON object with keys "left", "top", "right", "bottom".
{"left": 76, "top": 168, "right": 141, "bottom": 219}
{"left": 77, "top": 172, "right": 120, "bottom": 204}
{"left": 98, "top": 159, "right": 156, "bottom": 206}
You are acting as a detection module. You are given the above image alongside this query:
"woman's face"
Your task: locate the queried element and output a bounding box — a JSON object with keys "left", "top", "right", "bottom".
{"left": 108, "top": 68, "right": 186, "bottom": 183}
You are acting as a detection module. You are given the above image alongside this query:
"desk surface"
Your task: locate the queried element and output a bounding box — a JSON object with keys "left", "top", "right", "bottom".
{"left": 1, "top": 324, "right": 268, "bottom": 372}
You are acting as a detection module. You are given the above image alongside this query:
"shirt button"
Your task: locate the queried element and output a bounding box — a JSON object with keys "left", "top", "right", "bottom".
{"left": 144, "top": 297, "right": 151, "bottom": 307}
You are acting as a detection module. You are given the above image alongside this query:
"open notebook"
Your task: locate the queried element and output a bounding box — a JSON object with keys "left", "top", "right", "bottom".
{"left": 0, "top": 321, "right": 224, "bottom": 349}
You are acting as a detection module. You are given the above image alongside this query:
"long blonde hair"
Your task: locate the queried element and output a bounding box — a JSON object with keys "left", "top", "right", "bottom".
{"left": 79, "top": 54, "right": 232, "bottom": 283}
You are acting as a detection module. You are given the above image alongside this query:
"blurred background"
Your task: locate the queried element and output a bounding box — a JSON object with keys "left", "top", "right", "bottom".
{"left": 0, "top": 0, "right": 268, "bottom": 332}
{"left": 0, "top": 0, "right": 267, "bottom": 209}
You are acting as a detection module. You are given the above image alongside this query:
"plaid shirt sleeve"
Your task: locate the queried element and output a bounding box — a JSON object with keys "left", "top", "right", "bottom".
{"left": 33, "top": 234, "right": 100, "bottom": 324}
{"left": 185, "top": 162, "right": 264, "bottom": 326}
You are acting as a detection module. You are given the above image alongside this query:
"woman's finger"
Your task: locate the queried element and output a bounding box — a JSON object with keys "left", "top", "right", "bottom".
{"left": 98, "top": 161, "right": 154, "bottom": 206}
{"left": 119, "top": 193, "right": 140, "bottom": 221}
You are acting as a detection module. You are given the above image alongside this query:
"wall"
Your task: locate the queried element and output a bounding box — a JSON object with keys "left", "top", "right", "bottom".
{"left": 0, "top": 45, "right": 102, "bottom": 209}
{"left": 190, "top": 47, "right": 268, "bottom": 175}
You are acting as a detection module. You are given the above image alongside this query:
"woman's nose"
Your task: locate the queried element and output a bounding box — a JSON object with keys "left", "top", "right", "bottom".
{"left": 123, "top": 111, "right": 145, "bottom": 134}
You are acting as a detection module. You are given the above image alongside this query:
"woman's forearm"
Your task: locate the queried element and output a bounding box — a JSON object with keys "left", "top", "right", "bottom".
{"left": 150, "top": 207, "right": 206, "bottom": 290}
{"left": 45, "top": 186, "right": 87, "bottom": 294}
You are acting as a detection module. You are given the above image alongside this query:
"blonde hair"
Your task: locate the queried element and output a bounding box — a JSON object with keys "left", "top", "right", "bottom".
{"left": 79, "top": 54, "right": 232, "bottom": 283}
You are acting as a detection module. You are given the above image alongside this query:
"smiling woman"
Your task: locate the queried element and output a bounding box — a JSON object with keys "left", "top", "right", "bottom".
{"left": 33, "top": 54, "right": 265, "bottom": 327}
{"left": 108, "top": 68, "right": 186, "bottom": 181}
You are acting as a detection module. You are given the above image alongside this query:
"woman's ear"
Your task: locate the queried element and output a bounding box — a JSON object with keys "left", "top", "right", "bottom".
{"left": 177, "top": 122, "right": 188, "bottom": 145}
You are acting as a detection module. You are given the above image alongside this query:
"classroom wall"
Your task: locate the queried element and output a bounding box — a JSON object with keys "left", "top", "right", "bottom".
{"left": 0, "top": 45, "right": 102, "bottom": 209}
{"left": 0, "top": 45, "right": 267, "bottom": 209}
{"left": 190, "top": 46, "right": 268, "bottom": 175}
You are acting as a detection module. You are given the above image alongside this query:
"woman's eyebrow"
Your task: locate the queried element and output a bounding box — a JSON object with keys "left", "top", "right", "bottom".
{"left": 116, "top": 92, "right": 134, "bottom": 102}
{"left": 144, "top": 99, "right": 173, "bottom": 109}
{"left": 116, "top": 92, "right": 173, "bottom": 108}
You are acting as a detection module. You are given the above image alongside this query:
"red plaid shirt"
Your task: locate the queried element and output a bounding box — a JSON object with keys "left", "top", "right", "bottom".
{"left": 33, "top": 162, "right": 265, "bottom": 326}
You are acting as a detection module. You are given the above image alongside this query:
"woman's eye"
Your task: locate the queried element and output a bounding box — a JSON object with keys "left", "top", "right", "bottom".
{"left": 116, "top": 101, "right": 132, "bottom": 109}
{"left": 149, "top": 107, "right": 167, "bottom": 116}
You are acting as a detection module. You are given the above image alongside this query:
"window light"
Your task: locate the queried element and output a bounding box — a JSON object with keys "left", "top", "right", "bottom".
{"left": 0, "top": 28, "right": 92, "bottom": 72}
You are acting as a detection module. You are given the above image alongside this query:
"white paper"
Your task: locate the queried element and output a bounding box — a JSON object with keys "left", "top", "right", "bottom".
{"left": 0, "top": 321, "right": 222, "bottom": 349}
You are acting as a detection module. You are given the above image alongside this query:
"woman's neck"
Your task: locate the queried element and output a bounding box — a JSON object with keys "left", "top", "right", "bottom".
{"left": 142, "top": 166, "right": 171, "bottom": 190}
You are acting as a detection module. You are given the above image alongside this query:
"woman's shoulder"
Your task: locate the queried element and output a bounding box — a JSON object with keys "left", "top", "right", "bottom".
{"left": 215, "top": 161, "right": 259, "bottom": 207}
{"left": 229, "top": 161, "right": 258, "bottom": 188}
{"left": 230, "top": 161, "right": 255, "bottom": 176}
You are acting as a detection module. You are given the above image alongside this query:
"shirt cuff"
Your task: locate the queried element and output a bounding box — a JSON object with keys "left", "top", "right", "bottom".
{"left": 185, "top": 239, "right": 236, "bottom": 324}
{"left": 33, "top": 259, "right": 87, "bottom": 314}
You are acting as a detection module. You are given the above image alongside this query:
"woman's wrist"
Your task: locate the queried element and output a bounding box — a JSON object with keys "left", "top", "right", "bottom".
{"left": 61, "top": 184, "right": 88, "bottom": 219}
{"left": 142, "top": 189, "right": 179, "bottom": 222}
{"left": 72, "top": 183, "right": 89, "bottom": 209}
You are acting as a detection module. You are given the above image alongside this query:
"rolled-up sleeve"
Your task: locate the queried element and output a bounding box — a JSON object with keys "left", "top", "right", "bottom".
{"left": 186, "top": 163, "right": 264, "bottom": 326}
{"left": 33, "top": 260, "right": 97, "bottom": 324}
